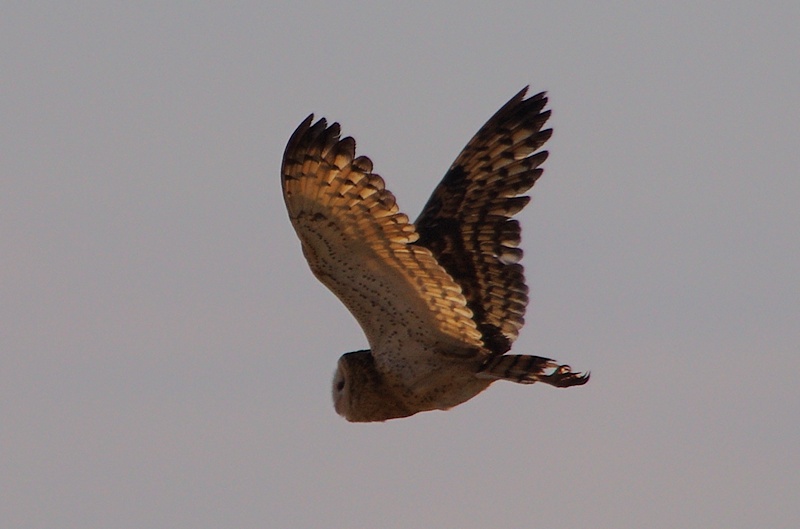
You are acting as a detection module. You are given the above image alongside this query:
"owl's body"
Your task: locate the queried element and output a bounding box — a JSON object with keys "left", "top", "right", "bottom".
{"left": 282, "top": 88, "right": 589, "bottom": 422}
{"left": 332, "top": 350, "right": 492, "bottom": 422}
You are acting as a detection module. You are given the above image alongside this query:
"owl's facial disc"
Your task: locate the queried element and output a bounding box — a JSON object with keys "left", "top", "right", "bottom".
{"left": 332, "top": 362, "right": 348, "bottom": 416}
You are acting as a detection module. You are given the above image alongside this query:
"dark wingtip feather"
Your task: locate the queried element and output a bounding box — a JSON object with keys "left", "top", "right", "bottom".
{"left": 283, "top": 114, "right": 316, "bottom": 158}
{"left": 335, "top": 136, "right": 357, "bottom": 162}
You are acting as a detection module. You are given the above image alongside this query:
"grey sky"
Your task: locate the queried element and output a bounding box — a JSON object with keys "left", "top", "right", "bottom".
{"left": 2, "top": 3, "right": 799, "bottom": 528}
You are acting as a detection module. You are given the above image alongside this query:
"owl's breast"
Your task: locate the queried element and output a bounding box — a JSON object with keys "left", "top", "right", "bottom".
{"left": 373, "top": 338, "right": 492, "bottom": 413}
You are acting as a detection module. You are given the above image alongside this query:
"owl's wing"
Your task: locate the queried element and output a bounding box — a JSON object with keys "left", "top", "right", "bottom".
{"left": 414, "top": 87, "right": 552, "bottom": 355}
{"left": 282, "top": 116, "right": 484, "bottom": 353}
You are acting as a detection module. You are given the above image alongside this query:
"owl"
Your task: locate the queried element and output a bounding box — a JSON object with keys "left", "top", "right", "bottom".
{"left": 281, "top": 87, "right": 589, "bottom": 422}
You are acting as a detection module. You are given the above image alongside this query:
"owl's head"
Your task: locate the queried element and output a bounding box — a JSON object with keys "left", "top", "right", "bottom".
{"left": 332, "top": 350, "right": 413, "bottom": 422}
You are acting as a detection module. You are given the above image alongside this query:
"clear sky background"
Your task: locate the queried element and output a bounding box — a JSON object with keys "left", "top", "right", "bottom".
{"left": 2, "top": 3, "right": 799, "bottom": 528}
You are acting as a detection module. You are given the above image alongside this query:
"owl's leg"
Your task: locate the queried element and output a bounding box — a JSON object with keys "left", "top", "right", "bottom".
{"left": 476, "top": 355, "right": 590, "bottom": 387}
{"left": 537, "top": 363, "right": 591, "bottom": 388}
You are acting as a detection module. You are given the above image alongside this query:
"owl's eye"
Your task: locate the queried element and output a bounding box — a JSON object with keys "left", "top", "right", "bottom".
{"left": 336, "top": 379, "right": 345, "bottom": 391}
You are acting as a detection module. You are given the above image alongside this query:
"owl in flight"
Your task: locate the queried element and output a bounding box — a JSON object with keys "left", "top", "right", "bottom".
{"left": 282, "top": 87, "right": 589, "bottom": 422}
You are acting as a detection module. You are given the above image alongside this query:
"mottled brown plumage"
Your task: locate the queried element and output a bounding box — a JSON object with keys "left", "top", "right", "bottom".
{"left": 282, "top": 88, "right": 588, "bottom": 422}
{"left": 415, "top": 88, "right": 551, "bottom": 355}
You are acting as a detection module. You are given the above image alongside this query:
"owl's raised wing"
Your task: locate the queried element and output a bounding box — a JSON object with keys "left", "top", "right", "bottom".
{"left": 414, "top": 88, "right": 552, "bottom": 355}
{"left": 282, "top": 116, "right": 484, "bottom": 352}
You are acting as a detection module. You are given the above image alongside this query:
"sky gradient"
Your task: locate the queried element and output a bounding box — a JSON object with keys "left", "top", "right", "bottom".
{"left": 3, "top": 3, "right": 799, "bottom": 528}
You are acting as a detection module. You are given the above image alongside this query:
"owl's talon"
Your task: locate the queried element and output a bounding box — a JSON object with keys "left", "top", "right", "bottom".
{"left": 541, "top": 365, "right": 590, "bottom": 388}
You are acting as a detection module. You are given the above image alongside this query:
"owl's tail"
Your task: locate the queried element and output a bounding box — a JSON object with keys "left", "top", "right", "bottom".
{"left": 476, "top": 355, "right": 590, "bottom": 388}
